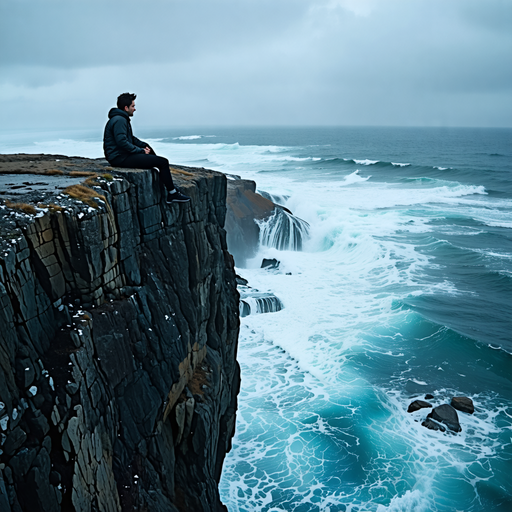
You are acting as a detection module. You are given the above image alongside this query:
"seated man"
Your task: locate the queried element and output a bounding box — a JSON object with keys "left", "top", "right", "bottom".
{"left": 103, "top": 92, "right": 190, "bottom": 203}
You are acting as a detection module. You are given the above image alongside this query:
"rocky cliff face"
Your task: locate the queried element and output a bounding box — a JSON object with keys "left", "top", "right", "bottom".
{"left": 0, "top": 156, "right": 240, "bottom": 511}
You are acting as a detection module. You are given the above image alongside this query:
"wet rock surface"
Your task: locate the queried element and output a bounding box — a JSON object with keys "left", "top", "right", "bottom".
{"left": 0, "top": 155, "right": 240, "bottom": 511}
{"left": 426, "top": 404, "right": 461, "bottom": 433}
{"left": 225, "top": 177, "right": 309, "bottom": 266}
{"left": 225, "top": 178, "right": 275, "bottom": 266}
{"left": 407, "top": 400, "right": 432, "bottom": 413}
{"left": 451, "top": 396, "right": 474, "bottom": 414}
{"left": 261, "top": 258, "right": 280, "bottom": 270}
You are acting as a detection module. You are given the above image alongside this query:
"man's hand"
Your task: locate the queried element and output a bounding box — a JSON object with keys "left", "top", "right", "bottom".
{"left": 144, "top": 147, "right": 151, "bottom": 154}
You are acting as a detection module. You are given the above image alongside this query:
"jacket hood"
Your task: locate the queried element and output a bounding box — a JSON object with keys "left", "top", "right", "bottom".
{"left": 108, "top": 108, "right": 130, "bottom": 120}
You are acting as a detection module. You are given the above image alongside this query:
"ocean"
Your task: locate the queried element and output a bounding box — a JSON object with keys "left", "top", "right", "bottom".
{"left": 1, "top": 126, "right": 511, "bottom": 511}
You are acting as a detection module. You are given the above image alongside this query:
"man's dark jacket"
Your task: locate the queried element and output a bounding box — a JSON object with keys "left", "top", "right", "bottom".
{"left": 103, "top": 108, "right": 148, "bottom": 163}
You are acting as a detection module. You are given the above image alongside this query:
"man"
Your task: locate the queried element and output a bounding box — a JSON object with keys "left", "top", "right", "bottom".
{"left": 103, "top": 92, "right": 190, "bottom": 203}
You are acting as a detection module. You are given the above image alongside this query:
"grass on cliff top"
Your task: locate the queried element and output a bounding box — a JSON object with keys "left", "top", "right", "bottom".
{"left": 4, "top": 200, "right": 38, "bottom": 215}
{"left": 64, "top": 184, "right": 106, "bottom": 209}
{"left": 69, "top": 171, "right": 99, "bottom": 178}
{"left": 170, "top": 167, "right": 195, "bottom": 177}
{"left": 38, "top": 203, "right": 64, "bottom": 213}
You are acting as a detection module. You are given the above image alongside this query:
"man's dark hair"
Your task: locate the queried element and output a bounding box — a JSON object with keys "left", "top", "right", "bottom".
{"left": 117, "top": 92, "right": 136, "bottom": 111}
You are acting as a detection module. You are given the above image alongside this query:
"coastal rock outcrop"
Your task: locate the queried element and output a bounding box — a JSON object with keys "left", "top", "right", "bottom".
{"left": 425, "top": 404, "right": 461, "bottom": 433}
{"left": 225, "top": 178, "right": 309, "bottom": 266}
{"left": 0, "top": 156, "right": 240, "bottom": 511}
{"left": 451, "top": 396, "right": 474, "bottom": 414}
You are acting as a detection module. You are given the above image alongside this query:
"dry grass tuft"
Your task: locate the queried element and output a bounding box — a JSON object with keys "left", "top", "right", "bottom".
{"left": 81, "top": 314, "right": 91, "bottom": 321}
{"left": 45, "top": 169, "right": 65, "bottom": 175}
{"left": 63, "top": 184, "right": 106, "bottom": 209}
{"left": 48, "top": 203, "right": 64, "bottom": 212}
{"left": 5, "top": 200, "right": 37, "bottom": 215}
{"left": 84, "top": 176, "right": 99, "bottom": 186}
{"left": 38, "top": 203, "right": 64, "bottom": 212}
{"left": 69, "top": 171, "right": 98, "bottom": 178}
{"left": 170, "top": 167, "right": 195, "bottom": 177}
{"left": 102, "top": 173, "right": 113, "bottom": 181}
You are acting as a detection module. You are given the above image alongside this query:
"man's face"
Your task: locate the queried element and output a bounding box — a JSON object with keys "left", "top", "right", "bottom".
{"left": 125, "top": 101, "right": 136, "bottom": 116}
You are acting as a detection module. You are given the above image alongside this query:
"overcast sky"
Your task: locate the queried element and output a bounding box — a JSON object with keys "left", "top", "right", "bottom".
{"left": 1, "top": 0, "right": 511, "bottom": 130}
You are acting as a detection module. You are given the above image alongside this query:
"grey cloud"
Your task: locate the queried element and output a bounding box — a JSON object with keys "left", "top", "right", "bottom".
{"left": 0, "top": 65, "right": 79, "bottom": 88}
{"left": 0, "top": 0, "right": 309, "bottom": 69}
{"left": 0, "top": 0, "right": 511, "bottom": 128}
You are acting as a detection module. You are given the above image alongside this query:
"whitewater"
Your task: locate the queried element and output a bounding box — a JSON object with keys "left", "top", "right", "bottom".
{"left": 2, "top": 126, "right": 511, "bottom": 511}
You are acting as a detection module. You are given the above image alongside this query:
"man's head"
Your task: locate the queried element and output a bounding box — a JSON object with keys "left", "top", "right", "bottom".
{"left": 117, "top": 92, "right": 137, "bottom": 116}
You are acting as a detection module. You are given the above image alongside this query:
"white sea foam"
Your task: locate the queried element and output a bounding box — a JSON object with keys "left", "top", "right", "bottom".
{"left": 353, "top": 158, "right": 379, "bottom": 165}
{"left": 343, "top": 170, "right": 371, "bottom": 184}
{"left": 173, "top": 135, "right": 203, "bottom": 140}
{"left": 391, "top": 162, "right": 411, "bottom": 167}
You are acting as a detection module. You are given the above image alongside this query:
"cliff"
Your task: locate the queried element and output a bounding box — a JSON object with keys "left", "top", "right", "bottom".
{"left": 0, "top": 155, "right": 240, "bottom": 511}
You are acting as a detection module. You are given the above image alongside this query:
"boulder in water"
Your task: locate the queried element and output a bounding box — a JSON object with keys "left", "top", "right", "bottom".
{"left": 451, "top": 396, "right": 474, "bottom": 414}
{"left": 407, "top": 400, "right": 432, "bottom": 413}
{"left": 425, "top": 394, "right": 434, "bottom": 400}
{"left": 426, "top": 404, "right": 461, "bottom": 432}
{"left": 261, "top": 258, "right": 280, "bottom": 269}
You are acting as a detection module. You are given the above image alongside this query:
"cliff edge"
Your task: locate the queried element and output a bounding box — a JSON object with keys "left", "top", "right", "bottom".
{"left": 0, "top": 155, "right": 240, "bottom": 511}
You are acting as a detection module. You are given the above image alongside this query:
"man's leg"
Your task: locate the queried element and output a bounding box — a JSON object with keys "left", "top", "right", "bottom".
{"left": 111, "top": 153, "right": 175, "bottom": 190}
{"left": 110, "top": 154, "right": 190, "bottom": 202}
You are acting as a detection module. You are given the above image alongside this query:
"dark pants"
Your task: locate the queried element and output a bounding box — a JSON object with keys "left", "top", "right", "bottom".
{"left": 110, "top": 153, "right": 175, "bottom": 191}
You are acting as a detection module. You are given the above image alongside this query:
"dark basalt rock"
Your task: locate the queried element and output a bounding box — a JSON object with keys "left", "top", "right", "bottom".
{"left": 407, "top": 400, "right": 432, "bottom": 413}
{"left": 224, "top": 178, "right": 309, "bottom": 267}
{"left": 451, "top": 396, "right": 474, "bottom": 414}
{"left": 425, "top": 394, "right": 434, "bottom": 400}
{"left": 426, "top": 404, "right": 462, "bottom": 432}
{"left": 261, "top": 258, "right": 280, "bottom": 269}
{"left": 225, "top": 178, "right": 275, "bottom": 266}
{"left": 0, "top": 156, "right": 241, "bottom": 512}
{"left": 236, "top": 274, "right": 248, "bottom": 286}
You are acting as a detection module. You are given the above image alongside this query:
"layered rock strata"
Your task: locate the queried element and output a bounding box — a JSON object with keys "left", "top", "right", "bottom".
{"left": 0, "top": 156, "right": 240, "bottom": 512}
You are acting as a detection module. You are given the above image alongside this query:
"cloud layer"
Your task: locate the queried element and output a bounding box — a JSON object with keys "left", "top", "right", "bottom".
{"left": 1, "top": 0, "right": 511, "bottom": 129}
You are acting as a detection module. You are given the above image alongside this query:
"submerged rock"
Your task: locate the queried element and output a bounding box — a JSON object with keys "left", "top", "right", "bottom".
{"left": 426, "top": 404, "right": 462, "bottom": 432}
{"left": 407, "top": 400, "right": 432, "bottom": 413}
{"left": 261, "top": 258, "right": 280, "bottom": 269}
{"left": 451, "top": 396, "right": 474, "bottom": 414}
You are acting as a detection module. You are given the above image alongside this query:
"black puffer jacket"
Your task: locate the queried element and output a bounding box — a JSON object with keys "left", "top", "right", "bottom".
{"left": 103, "top": 108, "right": 148, "bottom": 163}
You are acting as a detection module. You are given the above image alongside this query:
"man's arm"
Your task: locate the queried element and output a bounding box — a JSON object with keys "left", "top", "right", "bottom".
{"left": 111, "top": 117, "right": 145, "bottom": 155}
{"left": 132, "top": 135, "right": 148, "bottom": 149}
{"left": 133, "top": 136, "right": 155, "bottom": 155}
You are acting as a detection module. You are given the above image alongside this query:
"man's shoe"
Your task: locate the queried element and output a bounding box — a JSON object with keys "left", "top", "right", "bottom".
{"left": 166, "top": 190, "right": 191, "bottom": 203}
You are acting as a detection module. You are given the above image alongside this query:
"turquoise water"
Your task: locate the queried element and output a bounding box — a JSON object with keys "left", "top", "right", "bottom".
{"left": 2, "top": 127, "right": 511, "bottom": 511}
